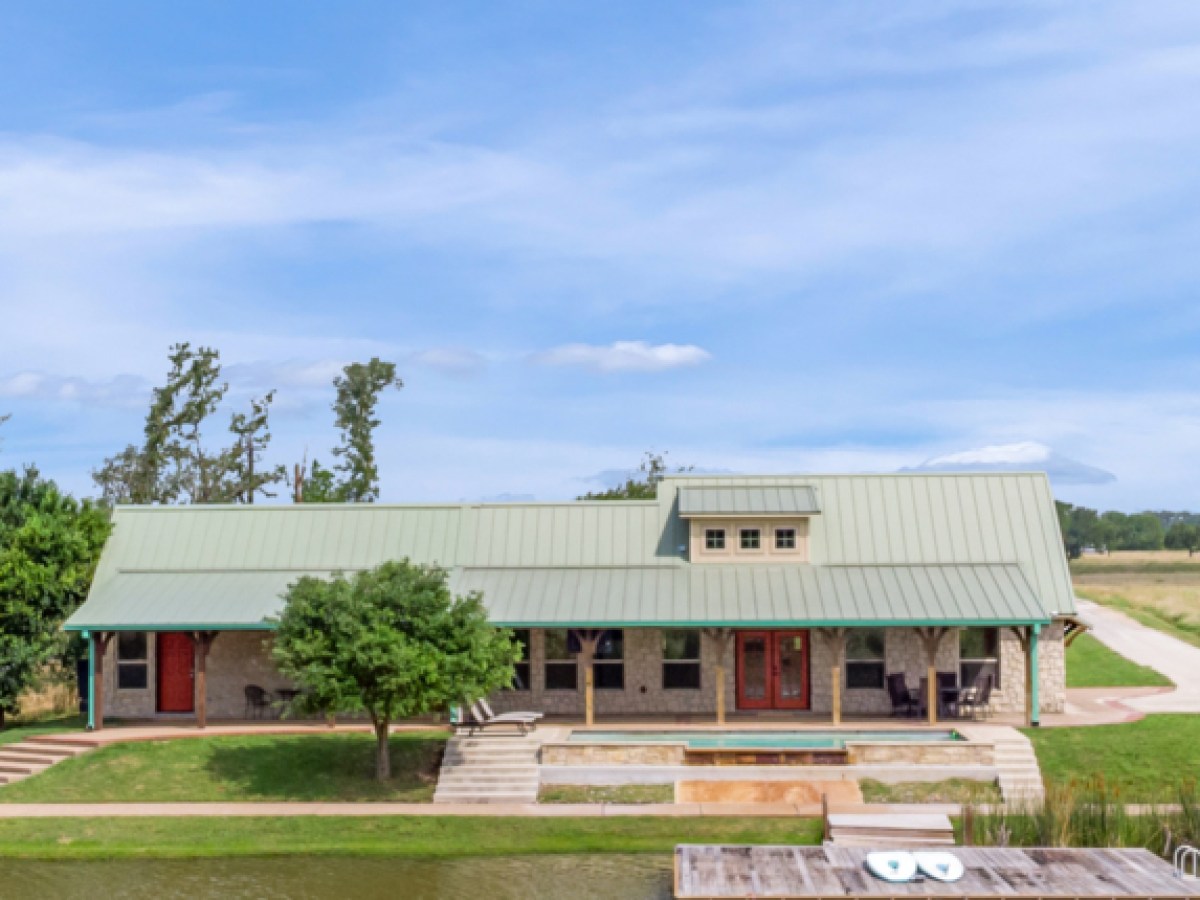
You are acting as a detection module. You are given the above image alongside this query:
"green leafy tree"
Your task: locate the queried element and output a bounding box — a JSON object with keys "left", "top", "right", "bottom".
{"left": 580, "top": 450, "right": 692, "bottom": 500}
{"left": 0, "top": 468, "right": 111, "bottom": 728}
{"left": 297, "top": 358, "right": 403, "bottom": 503}
{"left": 1165, "top": 522, "right": 1200, "bottom": 556}
{"left": 272, "top": 560, "right": 518, "bottom": 780}
{"left": 93, "top": 344, "right": 284, "bottom": 504}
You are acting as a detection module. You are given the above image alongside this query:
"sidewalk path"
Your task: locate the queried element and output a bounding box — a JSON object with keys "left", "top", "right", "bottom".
{"left": 1076, "top": 598, "right": 1200, "bottom": 714}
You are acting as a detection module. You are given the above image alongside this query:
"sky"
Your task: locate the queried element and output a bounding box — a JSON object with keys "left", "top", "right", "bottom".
{"left": 1, "top": 1, "right": 1199, "bottom": 510}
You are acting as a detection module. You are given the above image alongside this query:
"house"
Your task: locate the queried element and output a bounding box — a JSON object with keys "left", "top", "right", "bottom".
{"left": 64, "top": 472, "right": 1078, "bottom": 729}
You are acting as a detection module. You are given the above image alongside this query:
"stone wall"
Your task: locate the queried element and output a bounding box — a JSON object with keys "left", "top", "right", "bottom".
{"left": 489, "top": 625, "right": 1066, "bottom": 717}
{"left": 846, "top": 741, "right": 994, "bottom": 766}
{"left": 541, "top": 742, "right": 688, "bottom": 766}
{"left": 99, "top": 630, "right": 294, "bottom": 721}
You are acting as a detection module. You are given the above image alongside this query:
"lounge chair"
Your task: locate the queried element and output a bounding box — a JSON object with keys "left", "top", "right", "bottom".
{"left": 886, "top": 674, "right": 919, "bottom": 718}
{"left": 478, "top": 698, "right": 543, "bottom": 726}
{"left": 455, "top": 701, "right": 536, "bottom": 735}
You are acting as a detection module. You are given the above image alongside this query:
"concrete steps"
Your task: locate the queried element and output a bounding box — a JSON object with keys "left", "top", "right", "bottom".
{"left": 433, "top": 734, "right": 542, "bottom": 804}
{"left": 990, "top": 732, "right": 1045, "bottom": 805}
{"left": 0, "top": 737, "right": 97, "bottom": 786}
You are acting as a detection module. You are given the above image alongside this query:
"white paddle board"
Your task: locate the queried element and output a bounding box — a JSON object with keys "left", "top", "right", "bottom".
{"left": 866, "top": 851, "right": 917, "bottom": 883}
{"left": 914, "top": 851, "right": 965, "bottom": 882}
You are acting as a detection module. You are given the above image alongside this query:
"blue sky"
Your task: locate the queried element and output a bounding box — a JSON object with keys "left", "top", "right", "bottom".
{"left": 1, "top": 1, "right": 1199, "bottom": 509}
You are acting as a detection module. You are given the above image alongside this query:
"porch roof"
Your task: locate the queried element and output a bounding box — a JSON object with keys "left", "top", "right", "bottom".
{"left": 64, "top": 562, "right": 1049, "bottom": 631}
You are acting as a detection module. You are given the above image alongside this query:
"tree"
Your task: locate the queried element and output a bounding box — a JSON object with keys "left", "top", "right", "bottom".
{"left": 580, "top": 450, "right": 692, "bottom": 500}
{"left": 0, "top": 468, "right": 111, "bottom": 728}
{"left": 297, "top": 358, "right": 403, "bottom": 503}
{"left": 1166, "top": 522, "right": 1200, "bottom": 556}
{"left": 272, "top": 560, "right": 518, "bottom": 780}
{"left": 93, "top": 344, "right": 285, "bottom": 504}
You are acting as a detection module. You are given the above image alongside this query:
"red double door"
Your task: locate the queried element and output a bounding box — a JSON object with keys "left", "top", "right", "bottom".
{"left": 736, "top": 630, "right": 810, "bottom": 710}
{"left": 157, "top": 633, "right": 195, "bottom": 713}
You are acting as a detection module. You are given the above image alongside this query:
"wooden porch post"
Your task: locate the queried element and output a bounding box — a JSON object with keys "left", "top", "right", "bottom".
{"left": 90, "top": 632, "right": 113, "bottom": 732}
{"left": 820, "top": 628, "right": 848, "bottom": 726}
{"left": 189, "top": 632, "right": 218, "bottom": 729}
{"left": 572, "top": 629, "right": 602, "bottom": 726}
{"left": 703, "top": 628, "right": 734, "bottom": 725}
{"left": 915, "top": 627, "right": 949, "bottom": 726}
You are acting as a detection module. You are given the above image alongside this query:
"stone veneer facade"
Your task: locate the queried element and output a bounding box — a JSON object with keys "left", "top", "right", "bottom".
{"left": 99, "top": 623, "right": 1064, "bottom": 721}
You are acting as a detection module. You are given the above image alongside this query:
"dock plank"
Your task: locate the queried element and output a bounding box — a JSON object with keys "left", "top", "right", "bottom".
{"left": 674, "top": 845, "right": 1200, "bottom": 898}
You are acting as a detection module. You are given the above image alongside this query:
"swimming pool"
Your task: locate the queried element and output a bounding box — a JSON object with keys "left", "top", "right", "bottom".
{"left": 566, "top": 730, "right": 961, "bottom": 750}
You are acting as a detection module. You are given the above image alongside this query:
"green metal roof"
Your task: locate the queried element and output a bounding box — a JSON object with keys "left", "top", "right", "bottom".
{"left": 65, "top": 472, "right": 1074, "bottom": 630}
{"left": 677, "top": 485, "right": 821, "bottom": 517}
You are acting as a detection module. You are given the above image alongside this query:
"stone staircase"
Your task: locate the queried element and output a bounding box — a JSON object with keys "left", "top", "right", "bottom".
{"left": 433, "top": 733, "right": 542, "bottom": 804}
{"left": 0, "top": 736, "right": 97, "bottom": 786}
{"left": 991, "top": 729, "right": 1045, "bottom": 805}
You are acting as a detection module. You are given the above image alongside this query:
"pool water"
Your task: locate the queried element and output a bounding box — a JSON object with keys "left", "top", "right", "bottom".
{"left": 567, "top": 730, "right": 960, "bottom": 750}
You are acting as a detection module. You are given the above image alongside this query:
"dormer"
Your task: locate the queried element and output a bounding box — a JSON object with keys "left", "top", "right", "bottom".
{"left": 679, "top": 484, "right": 820, "bottom": 564}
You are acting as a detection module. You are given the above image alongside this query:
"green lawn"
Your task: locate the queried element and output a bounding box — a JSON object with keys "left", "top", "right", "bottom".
{"left": 0, "top": 816, "right": 822, "bottom": 859}
{"left": 0, "top": 732, "right": 448, "bottom": 803}
{"left": 858, "top": 778, "right": 1002, "bottom": 805}
{"left": 1024, "top": 715, "right": 1200, "bottom": 800}
{"left": 1064, "top": 633, "right": 1172, "bottom": 688}
{"left": 539, "top": 784, "right": 675, "bottom": 804}
{"left": 0, "top": 714, "right": 86, "bottom": 747}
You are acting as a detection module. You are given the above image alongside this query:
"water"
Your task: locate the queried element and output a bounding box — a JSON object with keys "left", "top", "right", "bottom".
{"left": 568, "top": 729, "right": 960, "bottom": 749}
{"left": 2, "top": 855, "right": 674, "bottom": 899}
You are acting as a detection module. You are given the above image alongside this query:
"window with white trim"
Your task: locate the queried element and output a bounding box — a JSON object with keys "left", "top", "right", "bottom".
{"left": 739, "top": 528, "right": 761, "bottom": 550}
{"left": 775, "top": 527, "right": 797, "bottom": 550}
{"left": 845, "top": 629, "right": 885, "bottom": 689}
{"left": 960, "top": 628, "right": 1000, "bottom": 687}
{"left": 662, "top": 630, "right": 701, "bottom": 689}
{"left": 117, "top": 632, "right": 149, "bottom": 690}
{"left": 705, "top": 528, "right": 726, "bottom": 550}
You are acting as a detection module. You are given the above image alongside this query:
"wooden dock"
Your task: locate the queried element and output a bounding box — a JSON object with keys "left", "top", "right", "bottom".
{"left": 674, "top": 845, "right": 1200, "bottom": 898}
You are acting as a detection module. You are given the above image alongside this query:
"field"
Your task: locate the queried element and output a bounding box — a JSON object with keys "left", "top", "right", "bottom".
{"left": 1071, "top": 551, "right": 1200, "bottom": 648}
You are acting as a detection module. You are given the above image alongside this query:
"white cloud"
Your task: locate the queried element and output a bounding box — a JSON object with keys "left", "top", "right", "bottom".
{"left": 531, "top": 341, "right": 711, "bottom": 373}
{"left": 408, "top": 347, "right": 487, "bottom": 377}
{"left": 903, "top": 441, "right": 1116, "bottom": 485}
{"left": 0, "top": 371, "right": 150, "bottom": 408}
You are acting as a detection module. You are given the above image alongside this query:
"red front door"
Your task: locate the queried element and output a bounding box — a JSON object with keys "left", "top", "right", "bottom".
{"left": 157, "top": 633, "right": 194, "bottom": 713}
{"left": 736, "top": 630, "right": 810, "bottom": 710}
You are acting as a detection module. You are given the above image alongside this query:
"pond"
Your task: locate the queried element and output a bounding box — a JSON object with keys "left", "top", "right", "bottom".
{"left": 4, "top": 854, "right": 674, "bottom": 899}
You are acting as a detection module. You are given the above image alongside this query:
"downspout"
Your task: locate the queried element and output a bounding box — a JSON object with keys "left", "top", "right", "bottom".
{"left": 85, "top": 631, "right": 95, "bottom": 732}
{"left": 1030, "top": 623, "right": 1041, "bottom": 727}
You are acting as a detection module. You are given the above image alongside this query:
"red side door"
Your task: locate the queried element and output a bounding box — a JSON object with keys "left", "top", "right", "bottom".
{"left": 156, "top": 633, "right": 194, "bottom": 713}
{"left": 736, "top": 631, "right": 772, "bottom": 709}
{"left": 773, "top": 630, "right": 810, "bottom": 710}
{"left": 736, "top": 630, "right": 811, "bottom": 710}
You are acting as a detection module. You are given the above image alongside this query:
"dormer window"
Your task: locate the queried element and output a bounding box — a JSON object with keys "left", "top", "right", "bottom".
{"left": 775, "top": 528, "right": 797, "bottom": 550}
{"left": 740, "top": 528, "right": 761, "bottom": 550}
{"left": 705, "top": 528, "right": 726, "bottom": 550}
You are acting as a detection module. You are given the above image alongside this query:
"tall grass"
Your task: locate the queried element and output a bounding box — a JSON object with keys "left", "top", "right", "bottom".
{"left": 966, "top": 778, "right": 1199, "bottom": 859}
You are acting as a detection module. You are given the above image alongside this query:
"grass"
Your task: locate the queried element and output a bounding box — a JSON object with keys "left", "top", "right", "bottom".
{"left": 1064, "top": 633, "right": 1172, "bottom": 688}
{"left": 858, "top": 778, "right": 1003, "bottom": 805}
{"left": 1024, "top": 715, "right": 1200, "bottom": 801}
{"left": 1069, "top": 549, "right": 1200, "bottom": 574}
{"left": 538, "top": 784, "right": 675, "bottom": 804}
{"left": 0, "top": 732, "right": 448, "bottom": 803}
{"left": 0, "top": 816, "right": 823, "bottom": 860}
{"left": 1077, "top": 585, "right": 1200, "bottom": 650}
{"left": 0, "top": 714, "right": 86, "bottom": 748}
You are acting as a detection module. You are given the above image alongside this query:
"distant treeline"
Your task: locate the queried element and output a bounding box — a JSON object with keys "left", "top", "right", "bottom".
{"left": 1056, "top": 503, "right": 1200, "bottom": 558}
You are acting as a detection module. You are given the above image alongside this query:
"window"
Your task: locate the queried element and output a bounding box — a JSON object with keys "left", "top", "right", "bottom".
{"left": 592, "top": 630, "right": 625, "bottom": 690}
{"left": 960, "top": 628, "right": 1000, "bottom": 687}
{"left": 543, "top": 629, "right": 577, "bottom": 690}
{"left": 739, "top": 528, "right": 761, "bottom": 550}
{"left": 845, "top": 629, "right": 885, "bottom": 689}
{"left": 663, "top": 630, "right": 701, "bottom": 689}
{"left": 775, "top": 527, "right": 797, "bottom": 550}
{"left": 705, "top": 528, "right": 726, "bottom": 550}
{"left": 509, "top": 629, "right": 531, "bottom": 691}
{"left": 117, "top": 632, "right": 149, "bottom": 690}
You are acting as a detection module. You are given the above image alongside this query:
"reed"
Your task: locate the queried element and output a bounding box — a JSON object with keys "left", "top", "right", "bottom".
{"left": 965, "top": 777, "right": 1200, "bottom": 858}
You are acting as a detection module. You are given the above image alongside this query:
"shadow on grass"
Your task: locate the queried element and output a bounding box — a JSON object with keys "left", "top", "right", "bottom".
{"left": 202, "top": 732, "right": 446, "bottom": 802}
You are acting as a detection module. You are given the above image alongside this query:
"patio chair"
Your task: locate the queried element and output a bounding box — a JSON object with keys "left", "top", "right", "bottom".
{"left": 244, "top": 684, "right": 274, "bottom": 719}
{"left": 478, "top": 697, "right": 543, "bottom": 726}
{"left": 456, "top": 700, "right": 534, "bottom": 735}
{"left": 886, "top": 673, "right": 919, "bottom": 718}
{"left": 959, "top": 674, "right": 994, "bottom": 720}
